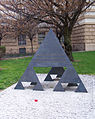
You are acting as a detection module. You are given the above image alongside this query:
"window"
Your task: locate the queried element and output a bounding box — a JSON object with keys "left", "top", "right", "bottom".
{"left": 38, "top": 32, "right": 45, "bottom": 45}
{"left": 18, "top": 34, "right": 26, "bottom": 45}
{"left": 19, "top": 48, "right": 26, "bottom": 54}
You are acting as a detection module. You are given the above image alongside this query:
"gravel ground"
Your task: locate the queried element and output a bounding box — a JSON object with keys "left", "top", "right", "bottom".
{"left": 0, "top": 74, "right": 95, "bottom": 119}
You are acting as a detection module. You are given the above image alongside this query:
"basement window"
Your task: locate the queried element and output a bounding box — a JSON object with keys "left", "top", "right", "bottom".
{"left": 19, "top": 48, "right": 26, "bottom": 54}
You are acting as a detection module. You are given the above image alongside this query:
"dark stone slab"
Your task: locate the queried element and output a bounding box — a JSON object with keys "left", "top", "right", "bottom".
{"left": 53, "top": 82, "right": 65, "bottom": 92}
{"left": 33, "top": 82, "right": 44, "bottom": 91}
{"left": 30, "top": 29, "right": 72, "bottom": 67}
{"left": 75, "top": 82, "right": 88, "bottom": 93}
{"left": 15, "top": 81, "right": 24, "bottom": 90}
{"left": 44, "top": 73, "right": 53, "bottom": 81}
{"left": 54, "top": 66, "right": 87, "bottom": 92}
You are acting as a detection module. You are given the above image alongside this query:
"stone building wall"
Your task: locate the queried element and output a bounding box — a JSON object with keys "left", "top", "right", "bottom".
{"left": 71, "top": 4, "right": 95, "bottom": 51}
{"left": 71, "top": 24, "right": 95, "bottom": 51}
{"left": 1, "top": 27, "right": 49, "bottom": 55}
{"left": 71, "top": 24, "right": 85, "bottom": 51}
{"left": 1, "top": 35, "right": 39, "bottom": 54}
{"left": 84, "top": 24, "right": 95, "bottom": 51}
{"left": 1, "top": 22, "right": 95, "bottom": 55}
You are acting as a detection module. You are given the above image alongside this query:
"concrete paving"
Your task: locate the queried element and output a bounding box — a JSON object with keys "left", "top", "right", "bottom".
{"left": 0, "top": 74, "right": 95, "bottom": 119}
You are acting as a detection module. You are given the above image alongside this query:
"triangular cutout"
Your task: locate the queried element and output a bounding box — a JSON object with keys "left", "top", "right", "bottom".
{"left": 50, "top": 67, "right": 64, "bottom": 75}
{"left": 44, "top": 67, "right": 64, "bottom": 81}
{"left": 50, "top": 67, "right": 64, "bottom": 77}
{"left": 54, "top": 82, "right": 65, "bottom": 92}
{"left": 30, "top": 82, "right": 37, "bottom": 85}
{"left": 44, "top": 73, "right": 53, "bottom": 81}
{"left": 15, "top": 81, "right": 24, "bottom": 90}
{"left": 67, "top": 83, "right": 78, "bottom": 86}
{"left": 75, "top": 82, "right": 88, "bottom": 93}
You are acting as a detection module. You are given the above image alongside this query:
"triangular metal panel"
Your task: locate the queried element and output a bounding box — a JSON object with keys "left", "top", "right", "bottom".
{"left": 75, "top": 82, "right": 88, "bottom": 93}
{"left": 15, "top": 67, "right": 44, "bottom": 90}
{"left": 59, "top": 66, "right": 81, "bottom": 84}
{"left": 30, "top": 29, "right": 72, "bottom": 67}
{"left": 20, "top": 67, "right": 38, "bottom": 83}
{"left": 33, "top": 82, "right": 44, "bottom": 91}
{"left": 14, "top": 29, "right": 87, "bottom": 92}
{"left": 53, "top": 82, "right": 65, "bottom": 92}
{"left": 15, "top": 81, "right": 24, "bottom": 90}
{"left": 44, "top": 73, "right": 53, "bottom": 81}
{"left": 54, "top": 66, "right": 87, "bottom": 92}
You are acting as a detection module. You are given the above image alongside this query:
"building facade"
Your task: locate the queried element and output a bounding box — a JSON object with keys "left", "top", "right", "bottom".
{"left": 1, "top": 4, "right": 95, "bottom": 55}
{"left": 71, "top": 4, "right": 95, "bottom": 51}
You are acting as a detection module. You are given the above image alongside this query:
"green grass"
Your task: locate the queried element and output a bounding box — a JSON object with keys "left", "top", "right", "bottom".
{"left": 72, "top": 51, "right": 95, "bottom": 75}
{"left": 0, "top": 51, "right": 95, "bottom": 89}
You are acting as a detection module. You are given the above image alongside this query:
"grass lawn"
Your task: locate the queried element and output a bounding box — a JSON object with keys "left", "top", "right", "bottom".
{"left": 0, "top": 51, "right": 95, "bottom": 89}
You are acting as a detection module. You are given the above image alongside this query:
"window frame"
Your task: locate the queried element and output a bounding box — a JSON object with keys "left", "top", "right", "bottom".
{"left": 18, "top": 34, "right": 26, "bottom": 46}
{"left": 38, "top": 32, "right": 45, "bottom": 45}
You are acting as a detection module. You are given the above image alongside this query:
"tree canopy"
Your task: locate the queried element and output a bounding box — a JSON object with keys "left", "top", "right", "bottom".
{"left": 0, "top": 0, "right": 95, "bottom": 60}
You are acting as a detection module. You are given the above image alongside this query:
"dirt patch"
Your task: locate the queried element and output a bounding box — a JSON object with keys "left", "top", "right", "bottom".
{"left": 73, "top": 60, "right": 80, "bottom": 62}
{"left": 0, "top": 90, "right": 3, "bottom": 92}
{"left": 2, "top": 56, "right": 32, "bottom": 61}
{"left": 0, "top": 68, "right": 7, "bottom": 71}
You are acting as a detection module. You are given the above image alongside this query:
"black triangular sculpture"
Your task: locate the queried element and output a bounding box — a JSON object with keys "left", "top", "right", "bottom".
{"left": 59, "top": 67, "right": 81, "bottom": 84}
{"left": 75, "top": 82, "right": 88, "bottom": 93}
{"left": 53, "top": 82, "right": 65, "bottom": 92}
{"left": 15, "top": 81, "right": 24, "bottom": 90}
{"left": 30, "top": 29, "right": 72, "bottom": 67}
{"left": 54, "top": 66, "right": 88, "bottom": 92}
{"left": 44, "top": 73, "right": 53, "bottom": 81}
{"left": 15, "top": 67, "right": 44, "bottom": 91}
{"left": 15, "top": 29, "right": 87, "bottom": 92}
{"left": 33, "top": 82, "right": 44, "bottom": 91}
{"left": 20, "top": 66, "right": 38, "bottom": 83}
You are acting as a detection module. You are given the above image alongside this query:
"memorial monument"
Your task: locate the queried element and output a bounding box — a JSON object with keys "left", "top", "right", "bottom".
{"left": 15, "top": 29, "right": 87, "bottom": 92}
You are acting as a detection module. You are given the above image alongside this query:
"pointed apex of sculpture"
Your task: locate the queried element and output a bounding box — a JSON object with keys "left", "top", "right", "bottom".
{"left": 50, "top": 28, "right": 53, "bottom": 32}
{"left": 31, "top": 28, "right": 71, "bottom": 67}
{"left": 44, "top": 28, "right": 57, "bottom": 41}
{"left": 48, "top": 28, "right": 54, "bottom": 33}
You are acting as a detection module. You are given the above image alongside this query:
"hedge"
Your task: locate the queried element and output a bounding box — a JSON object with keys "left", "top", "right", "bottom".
{"left": 0, "top": 46, "right": 6, "bottom": 59}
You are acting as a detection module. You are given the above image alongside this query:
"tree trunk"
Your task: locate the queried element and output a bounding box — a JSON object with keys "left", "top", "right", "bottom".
{"left": 0, "top": 38, "right": 2, "bottom": 46}
{"left": 64, "top": 29, "right": 77, "bottom": 86}
{"left": 64, "top": 32, "right": 74, "bottom": 61}
{"left": 30, "top": 38, "right": 33, "bottom": 55}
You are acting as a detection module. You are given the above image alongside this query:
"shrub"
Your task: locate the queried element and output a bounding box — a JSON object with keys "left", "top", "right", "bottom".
{"left": 0, "top": 46, "right": 6, "bottom": 59}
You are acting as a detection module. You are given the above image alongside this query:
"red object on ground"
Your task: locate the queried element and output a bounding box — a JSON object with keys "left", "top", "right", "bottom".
{"left": 34, "top": 99, "right": 38, "bottom": 102}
